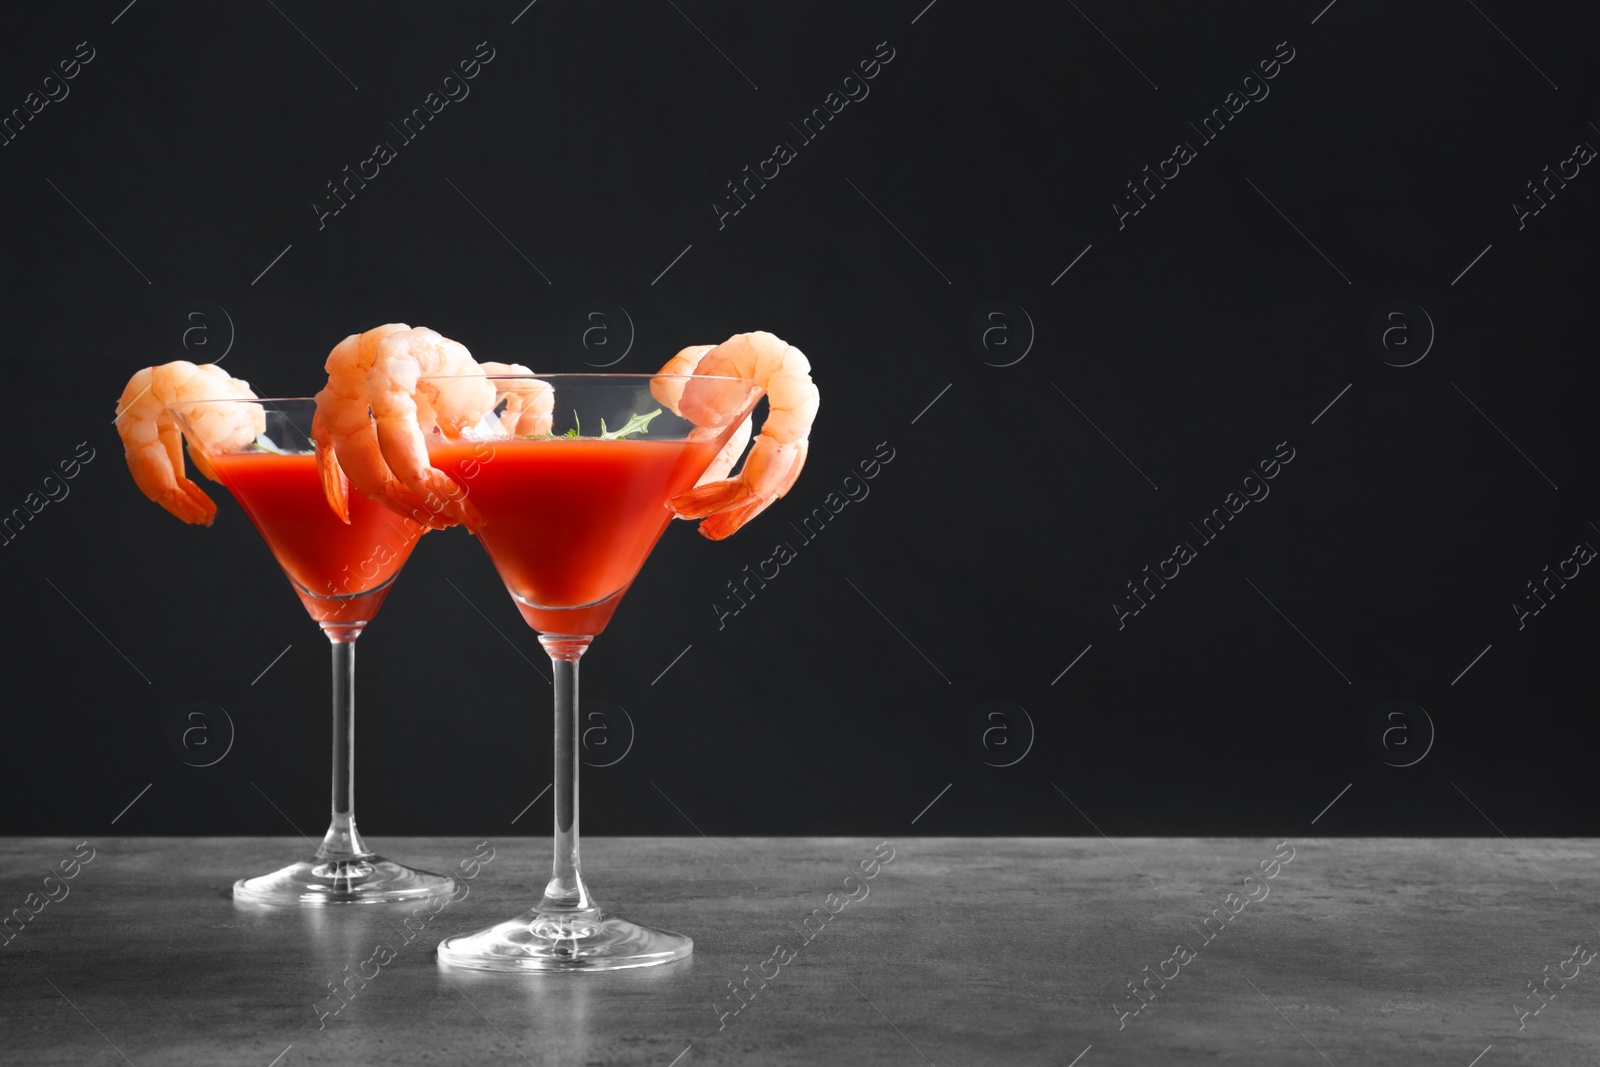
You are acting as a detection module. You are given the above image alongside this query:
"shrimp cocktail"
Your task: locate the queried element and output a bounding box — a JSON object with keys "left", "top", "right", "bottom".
{"left": 114, "top": 358, "right": 461, "bottom": 905}
{"left": 325, "top": 326, "right": 817, "bottom": 971}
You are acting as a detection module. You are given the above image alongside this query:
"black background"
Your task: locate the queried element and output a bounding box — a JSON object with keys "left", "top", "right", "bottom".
{"left": 1, "top": 1, "right": 1595, "bottom": 839}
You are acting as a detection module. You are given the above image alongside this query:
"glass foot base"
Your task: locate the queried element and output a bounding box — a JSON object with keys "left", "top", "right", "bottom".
{"left": 437, "top": 907, "right": 693, "bottom": 972}
{"left": 233, "top": 854, "right": 459, "bottom": 906}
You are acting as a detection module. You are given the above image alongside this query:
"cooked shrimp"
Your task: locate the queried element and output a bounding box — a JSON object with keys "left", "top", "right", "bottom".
{"left": 367, "top": 327, "right": 496, "bottom": 526}
{"left": 665, "top": 331, "right": 817, "bottom": 540}
{"left": 114, "top": 361, "right": 263, "bottom": 525}
{"left": 314, "top": 323, "right": 453, "bottom": 527}
{"left": 650, "top": 344, "right": 753, "bottom": 487}
{"left": 481, "top": 363, "right": 554, "bottom": 436}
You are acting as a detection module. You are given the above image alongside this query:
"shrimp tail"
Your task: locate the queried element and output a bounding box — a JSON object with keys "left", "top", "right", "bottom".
{"left": 669, "top": 479, "right": 745, "bottom": 519}
{"left": 693, "top": 496, "right": 777, "bottom": 541}
{"left": 144, "top": 474, "right": 218, "bottom": 526}
{"left": 318, "top": 448, "right": 352, "bottom": 525}
{"left": 670, "top": 438, "right": 806, "bottom": 537}
{"left": 173, "top": 480, "right": 220, "bottom": 525}
{"left": 311, "top": 408, "right": 352, "bottom": 524}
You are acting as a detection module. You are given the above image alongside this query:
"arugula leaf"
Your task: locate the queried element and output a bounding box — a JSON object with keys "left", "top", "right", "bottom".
{"left": 599, "top": 408, "right": 662, "bottom": 440}
{"left": 515, "top": 407, "right": 663, "bottom": 440}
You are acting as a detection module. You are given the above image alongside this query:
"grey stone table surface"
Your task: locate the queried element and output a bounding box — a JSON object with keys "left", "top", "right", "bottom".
{"left": 1, "top": 836, "right": 1597, "bottom": 1065}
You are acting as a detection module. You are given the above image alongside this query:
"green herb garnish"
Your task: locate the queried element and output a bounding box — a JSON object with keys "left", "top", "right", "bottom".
{"left": 517, "top": 407, "right": 662, "bottom": 441}
{"left": 599, "top": 408, "right": 661, "bottom": 440}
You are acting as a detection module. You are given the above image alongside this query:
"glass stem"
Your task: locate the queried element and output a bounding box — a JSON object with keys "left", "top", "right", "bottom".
{"left": 539, "top": 635, "right": 595, "bottom": 913}
{"left": 318, "top": 624, "right": 371, "bottom": 862}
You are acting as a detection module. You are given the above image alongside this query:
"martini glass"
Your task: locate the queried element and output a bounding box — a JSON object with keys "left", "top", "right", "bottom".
{"left": 428, "top": 373, "right": 765, "bottom": 971}
{"left": 170, "top": 398, "right": 458, "bottom": 905}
